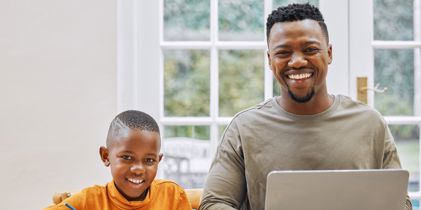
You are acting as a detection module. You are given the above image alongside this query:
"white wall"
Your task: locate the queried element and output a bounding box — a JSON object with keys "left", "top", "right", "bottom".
{"left": 0, "top": 0, "right": 117, "bottom": 209}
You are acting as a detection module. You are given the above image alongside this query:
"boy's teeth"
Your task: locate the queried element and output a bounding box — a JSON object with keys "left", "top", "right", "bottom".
{"left": 128, "top": 178, "right": 144, "bottom": 184}
{"left": 288, "top": 73, "right": 312, "bottom": 79}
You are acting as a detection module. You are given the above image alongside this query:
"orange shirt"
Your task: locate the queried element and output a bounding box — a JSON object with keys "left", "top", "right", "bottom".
{"left": 44, "top": 179, "right": 192, "bottom": 210}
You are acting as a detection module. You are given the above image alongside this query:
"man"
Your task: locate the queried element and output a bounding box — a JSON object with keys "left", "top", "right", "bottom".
{"left": 199, "top": 3, "right": 412, "bottom": 210}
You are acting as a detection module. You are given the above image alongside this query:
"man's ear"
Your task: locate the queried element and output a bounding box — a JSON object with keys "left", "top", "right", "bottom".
{"left": 328, "top": 44, "right": 333, "bottom": 64}
{"left": 158, "top": 153, "right": 163, "bottom": 163}
{"left": 267, "top": 50, "right": 272, "bottom": 70}
{"left": 99, "top": 146, "right": 110, "bottom": 167}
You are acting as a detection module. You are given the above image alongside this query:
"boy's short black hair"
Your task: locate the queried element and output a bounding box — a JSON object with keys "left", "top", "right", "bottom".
{"left": 106, "top": 110, "right": 160, "bottom": 146}
{"left": 266, "top": 3, "right": 329, "bottom": 43}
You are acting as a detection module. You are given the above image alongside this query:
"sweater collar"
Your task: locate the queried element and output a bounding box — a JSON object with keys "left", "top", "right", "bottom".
{"left": 107, "top": 180, "right": 155, "bottom": 209}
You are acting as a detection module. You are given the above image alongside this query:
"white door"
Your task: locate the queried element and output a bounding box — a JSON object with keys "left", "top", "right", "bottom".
{"left": 348, "top": 0, "right": 421, "bottom": 203}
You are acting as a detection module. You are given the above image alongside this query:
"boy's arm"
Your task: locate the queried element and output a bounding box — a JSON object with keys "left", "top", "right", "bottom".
{"left": 43, "top": 192, "right": 84, "bottom": 210}
{"left": 176, "top": 188, "right": 194, "bottom": 210}
{"left": 199, "top": 121, "right": 247, "bottom": 210}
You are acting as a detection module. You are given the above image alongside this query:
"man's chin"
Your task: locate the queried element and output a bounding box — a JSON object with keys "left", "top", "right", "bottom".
{"left": 288, "top": 89, "right": 315, "bottom": 103}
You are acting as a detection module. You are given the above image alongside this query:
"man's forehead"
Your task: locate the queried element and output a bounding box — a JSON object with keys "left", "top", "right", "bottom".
{"left": 270, "top": 19, "right": 322, "bottom": 36}
{"left": 268, "top": 19, "right": 326, "bottom": 46}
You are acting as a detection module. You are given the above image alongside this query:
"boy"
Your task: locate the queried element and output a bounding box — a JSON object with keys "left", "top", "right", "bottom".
{"left": 45, "top": 110, "right": 192, "bottom": 210}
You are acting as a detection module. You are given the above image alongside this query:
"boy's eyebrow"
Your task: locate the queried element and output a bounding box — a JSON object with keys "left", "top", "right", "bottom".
{"left": 144, "top": 153, "right": 159, "bottom": 157}
{"left": 118, "top": 150, "right": 158, "bottom": 156}
{"left": 117, "top": 150, "right": 134, "bottom": 154}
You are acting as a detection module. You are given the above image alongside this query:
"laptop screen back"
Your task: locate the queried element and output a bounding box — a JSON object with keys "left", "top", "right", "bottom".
{"left": 265, "top": 169, "right": 409, "bottom": 210}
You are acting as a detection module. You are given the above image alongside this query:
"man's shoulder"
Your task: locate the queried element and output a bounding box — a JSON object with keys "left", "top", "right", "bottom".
{"left": 336, "top": 94, "right": 384, "bottom": 119}
{"left": 233, "top": 98, "right": 275, "bottom": 120}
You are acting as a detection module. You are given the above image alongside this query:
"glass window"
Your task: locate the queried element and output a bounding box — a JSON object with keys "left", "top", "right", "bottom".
{"left": 219, "top": 0, "right": 264, "bottom": 41}
{"left": 164, "top": 0, "right": 210, "bottom": 41}
{"left": 374, "top": 49, "right": 414, "bottom": 116}
{"left": 373, "top": 0, "right": 414, "bottom": 41}
{"left": 161, "top": 125, "right": 211, "bottom": 188}
{"left": 164, "top": 50, "right": 210, "bottom": 117}
{"left": 219, "top": 50, "right": 265, "bottom": 116}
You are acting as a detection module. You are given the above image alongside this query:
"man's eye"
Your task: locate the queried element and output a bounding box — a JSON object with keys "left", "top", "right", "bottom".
{"left": 276, "top": 51, "right": 291, "bottom": 57}
{"left": 304, "top": 48, "right": 319, "bottom": 54}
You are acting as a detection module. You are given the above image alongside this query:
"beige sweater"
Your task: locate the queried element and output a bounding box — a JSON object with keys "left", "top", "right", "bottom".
{"left": 200, "top": 95, "right": 412, "bottom": 210}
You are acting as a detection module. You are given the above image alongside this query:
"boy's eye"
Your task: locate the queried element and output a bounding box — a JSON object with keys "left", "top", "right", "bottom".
{"left": 121, "top": 155, "right": 133, "bottom": 161}
{"left": 145, "top": 158, "right": 156, "bottom": 165}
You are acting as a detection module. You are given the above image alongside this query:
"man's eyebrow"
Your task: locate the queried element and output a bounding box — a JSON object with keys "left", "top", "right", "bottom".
{"left": 271, "top": 44, "right": 289, "bottom": 51}
{"left": 304, "top": 40, "right": 322, "bottom": 45}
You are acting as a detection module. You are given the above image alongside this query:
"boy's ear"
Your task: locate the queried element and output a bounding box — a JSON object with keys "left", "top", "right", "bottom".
{"left": 158, "top": 153, "right": 163, "bottom": 162}
{"left": 99, "top": 146, "right": 110, "bottom": 167}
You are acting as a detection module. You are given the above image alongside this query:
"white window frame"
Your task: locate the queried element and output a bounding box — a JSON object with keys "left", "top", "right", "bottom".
{"left": 118, "top": 0, "right": 350, "bottom": 155}
{"left": 350, "top": 0, "right": 421, "bottom": 201}
{"left": 117, "top": 1, "right": 421, "bottom": 199}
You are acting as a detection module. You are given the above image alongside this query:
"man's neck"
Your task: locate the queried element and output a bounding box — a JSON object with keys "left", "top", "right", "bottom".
{"left": 278, "top": 93, "right": 333, "bottom": 115}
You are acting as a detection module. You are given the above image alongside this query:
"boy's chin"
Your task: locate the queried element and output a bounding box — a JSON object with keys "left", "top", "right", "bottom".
{"left": 123, "top": 190, "right": 148, "bottom": 201}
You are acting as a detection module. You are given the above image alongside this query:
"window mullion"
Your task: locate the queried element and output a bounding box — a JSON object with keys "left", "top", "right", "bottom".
{"left": 264, "top": 0, "right": 273, "bottom": 99}
{"left": 210, "top": 0, "right": 219, "bottom": 155}
{"left": 414, "top": 0, "right": 421, "bottom": 116}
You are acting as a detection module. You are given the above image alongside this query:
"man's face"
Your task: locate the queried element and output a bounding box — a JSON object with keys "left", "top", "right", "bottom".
{"left": 267, "top": 19, "right": 332, "bottom": 103}
{"left": 102, "top": 129, "right": 162, "bottom": 201}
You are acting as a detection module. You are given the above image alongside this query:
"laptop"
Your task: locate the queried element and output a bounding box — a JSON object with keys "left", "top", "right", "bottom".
{"left": 265, "top": 169, "right": 409, "bottom": 210}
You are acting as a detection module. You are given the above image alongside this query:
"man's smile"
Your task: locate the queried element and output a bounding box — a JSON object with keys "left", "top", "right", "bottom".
{"left": 287, "top": 72, "right": 313, "bottom": 80}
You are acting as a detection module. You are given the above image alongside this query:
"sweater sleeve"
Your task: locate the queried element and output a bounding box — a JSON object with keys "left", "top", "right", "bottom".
{"left": 381, "top": 123, "right": 412, "bottom": 210}
{"left": 43, "top": 191, "right": 85, "bottom": 210}
{"left": 199, "top": 120, "right": 247, "bottom": 210}
{"left": 176, "top": 188, "right": 193, "bottom": 210}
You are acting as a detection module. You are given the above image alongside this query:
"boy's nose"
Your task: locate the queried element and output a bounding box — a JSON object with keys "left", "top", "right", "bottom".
{"left": 130, "top": 163, "right": 145, "bottom": 174}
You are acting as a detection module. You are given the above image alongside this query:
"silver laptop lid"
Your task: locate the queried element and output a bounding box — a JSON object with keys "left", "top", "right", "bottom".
{"left": 265, "top": 169, "right": 409, "bottom": 210}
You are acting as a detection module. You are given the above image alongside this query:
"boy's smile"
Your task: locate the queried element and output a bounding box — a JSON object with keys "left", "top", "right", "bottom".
{"left": 100, "top": 128, "right": 162, "bottom": 201}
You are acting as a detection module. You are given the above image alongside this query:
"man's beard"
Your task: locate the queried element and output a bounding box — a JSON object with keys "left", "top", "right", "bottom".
{"left": 287, "top": 88, "right": 315, "bottom": 103}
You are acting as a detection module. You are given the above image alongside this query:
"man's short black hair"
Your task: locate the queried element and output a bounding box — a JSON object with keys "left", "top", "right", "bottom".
{"left": 266, "top": 3, "right": 329, "bottom": 43}
{"left": 106, "top": 110, "right": 160, "bottom": 146}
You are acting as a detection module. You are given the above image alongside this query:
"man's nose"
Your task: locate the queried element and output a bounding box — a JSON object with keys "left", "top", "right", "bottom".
{"left": 288, "top": 52, "right": 307, "bottom": 68}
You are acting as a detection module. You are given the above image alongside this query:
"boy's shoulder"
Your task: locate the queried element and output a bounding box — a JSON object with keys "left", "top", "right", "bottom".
{"left": 80, "top": 183, "right": 108, "bottom": 195}
{"left": 153, "top": 179, "right": 184, "bottom": 190}
{"left": 152, "top": 179, "right": 187, "bottom": 196}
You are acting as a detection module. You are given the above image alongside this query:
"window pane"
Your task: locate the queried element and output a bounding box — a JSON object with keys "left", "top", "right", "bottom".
{"left": 161, "top": 125, "right": 211, "bottom": 188}
{"left": 219, "top": 0, "right": 264, "bottom": 41}
{"left": 219, "top": 50, "right": 265, "bottom": 116}
{"left": 373, "top": 0, "right": 413, "bottom": 40}
{"left": 164, "top": 0, "right": 210, "bottom": 41}
{"left": 389, "top": 124, "right": 420, "bottom": 192}
{"left": 374, "top": 49, "right": 414, "bottom": 116}
{"left": 273, "top": 0, "right": 318, "bottom": 9}
{"left": 164, "top": 50, "right": 210, "bottom": 116}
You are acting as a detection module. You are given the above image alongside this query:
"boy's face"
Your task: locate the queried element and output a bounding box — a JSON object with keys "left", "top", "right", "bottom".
{"left": 100, "top": 129, "right": 162, "bottom": 201}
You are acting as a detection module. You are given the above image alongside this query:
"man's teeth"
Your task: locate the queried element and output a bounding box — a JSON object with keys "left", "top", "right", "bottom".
{"left": 128, "top": 178, "right": 144, "bottom": 184}
{"left": 288, "top": 73, "right": 312, "bottom": 79}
